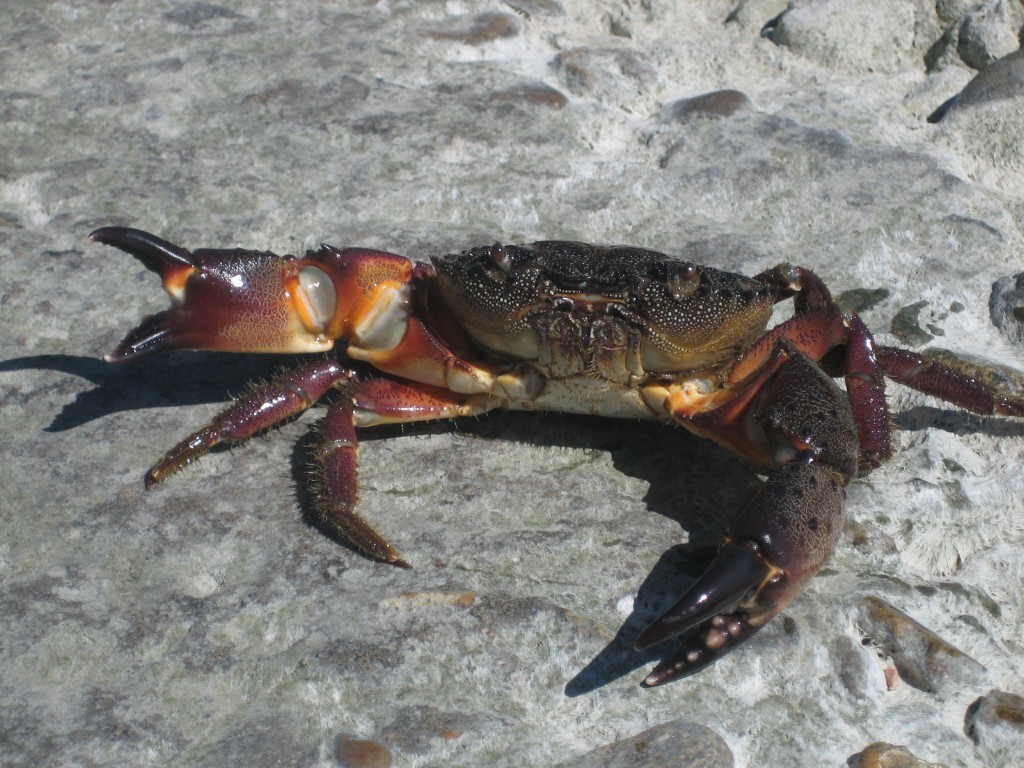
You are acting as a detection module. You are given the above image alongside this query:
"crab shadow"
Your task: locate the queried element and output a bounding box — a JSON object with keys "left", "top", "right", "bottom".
{"left": 290, "top": 407, "right": 757, "bottom": 693}
{"left": 1, "top": 352, "right": 285, "bottom": 432}
{"left": 14, "top": 352, "right": 1024, "bottom": 692}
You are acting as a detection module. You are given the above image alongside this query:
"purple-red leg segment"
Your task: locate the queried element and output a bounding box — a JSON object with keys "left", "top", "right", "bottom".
{"left": 316, "top": 378, "right": 495, "bottom": 566}
{"left": 145, "top": 359, "right": 356, "bottom": 488}
{"left": 877, "top": 347, "right": 1024, "bottom": 417}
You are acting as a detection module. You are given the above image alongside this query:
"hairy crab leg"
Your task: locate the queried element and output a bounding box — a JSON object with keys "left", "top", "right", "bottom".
{"left": 145, "top": 360, "right": 356, "bottom": 488}
{"left": 645, "top": 346, "right": 857, "bottom": 685}
{"left": 317, "top": 378, "right": 497, "bottom": 567}
{"left": 877, "top": 347, "right": 1024, "bottom": 417}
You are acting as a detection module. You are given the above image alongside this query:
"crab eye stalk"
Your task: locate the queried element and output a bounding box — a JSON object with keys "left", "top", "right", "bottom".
{"left": 636, "top": 264, "right": 775, "bottom": 373}
{"left": 664, "top": 262, "right": 700, "bottom": 301}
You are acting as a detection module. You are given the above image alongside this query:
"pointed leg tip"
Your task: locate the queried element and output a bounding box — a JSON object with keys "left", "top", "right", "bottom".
{"left": 390, "top": 556, "right": 413, "bottom": 569}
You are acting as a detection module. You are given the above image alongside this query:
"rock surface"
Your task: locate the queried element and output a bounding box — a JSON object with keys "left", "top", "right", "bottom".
{"left": 2, "top": 2, "right": 1024, "bottom": 767}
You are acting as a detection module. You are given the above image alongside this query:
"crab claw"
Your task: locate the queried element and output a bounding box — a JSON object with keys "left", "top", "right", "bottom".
{"left": 91, "top": 227, "right": 342, "bottom": 362}
{"left": 635, "top": 538, "right": 785, "bottom": 685}
{"left": 637, "top": 458, "right": 848, "bottom": 686}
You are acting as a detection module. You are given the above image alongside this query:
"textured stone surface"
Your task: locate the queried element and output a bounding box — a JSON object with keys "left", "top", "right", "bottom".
{"left": 555, "top": 719, "right": 733, "bottom": 768}
{"left": 926, "top": 0, "right": 1024, "bottom": 71}
{"left": 2, "top": 2, "right": 1024, "bottom": 767}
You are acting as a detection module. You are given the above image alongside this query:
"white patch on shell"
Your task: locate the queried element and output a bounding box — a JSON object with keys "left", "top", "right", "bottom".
{"left": 351, "top": 282, "right": 411, "bottom": 351}
{"left": 295, "top": 265, "right": 337, "bottom": 332}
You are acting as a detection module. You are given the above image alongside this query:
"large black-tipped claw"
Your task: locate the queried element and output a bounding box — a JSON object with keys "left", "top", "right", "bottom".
{"left": 635, "top": 539, "right": 773, "bottom": 651}
{"left": 89, "top": 227, "right": 194, "bottom": 277}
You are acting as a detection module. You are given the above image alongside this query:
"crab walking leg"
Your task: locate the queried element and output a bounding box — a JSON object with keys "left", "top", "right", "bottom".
{"left": 877, "top": 347, "right": 1024, "bottom": 417}
{"left": 145, "top": 360, "right": 356, "bottom": 488}
{"left": 316, "top": 378, "right": 498, "bottom": 567}
{"left": 839, "top": 314, "right": 890, "bottom": 468}
{"left": 641, "top": 349, "right": 858, "bottom": 685}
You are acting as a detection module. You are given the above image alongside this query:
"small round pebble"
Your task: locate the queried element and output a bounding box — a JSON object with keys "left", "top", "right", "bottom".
{"left": 334, "top": 734, "right": 392, "bottom": 768}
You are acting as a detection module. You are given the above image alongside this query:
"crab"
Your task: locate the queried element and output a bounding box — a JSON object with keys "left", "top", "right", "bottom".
{"left": 90, "top": 226, "right": 1024, "bottom": 687}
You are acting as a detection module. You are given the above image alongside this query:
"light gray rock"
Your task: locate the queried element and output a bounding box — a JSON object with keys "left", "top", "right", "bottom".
{"left": 766, "top": 0, "right": 919, "bottom": 73}
{"left": 927, "top": 0, "right": 1024, "bottom": 71}
{"left": 927, "top": 49, "right": 1024, "bottom": 196}
{"left": 991, "top": 272, "right": 1024, "bottom": 346}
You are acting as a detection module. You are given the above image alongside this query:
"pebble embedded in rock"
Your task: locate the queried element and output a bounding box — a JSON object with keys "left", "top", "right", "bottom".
{"left": 334, "top": 734, "right": 393, "bottom": 768}
{"left": 427, "top": 11, "right": 521, "bottom": 44}
{"left": 660, "top": 90, "right": 752, "bottom": 123}
{"left": 857, "top": 596, "right": 986, "bottom": 693}
{"left": 990, "top": 272, "right": 1024, "bottom": 346}
{"left": 552, "top": 47, "right": 658, "bottom": 96}
{"left": 848, "top": 741, "right": 949, "bottom": 768}
{"left": 490, "top": 82, "right": 569, "bottom": 109}
{"left": 964, "top": 689, "right": 1024, "bottom": 762}
{"left": 555, "top": 719, "right": 733, "bottom": 768}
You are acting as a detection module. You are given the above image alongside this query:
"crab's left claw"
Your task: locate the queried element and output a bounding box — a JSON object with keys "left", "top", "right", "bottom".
{"left": 634, "top": 538, "right": 779, "bottom": 682}
{"left": 91, "top": 227, "right": 343, "bottom": 362}
{"left": 637, "top": 459, "right": 848, "bottom": 686}
{"left": 641, "top": 347, "right": 860, "bottom": 686}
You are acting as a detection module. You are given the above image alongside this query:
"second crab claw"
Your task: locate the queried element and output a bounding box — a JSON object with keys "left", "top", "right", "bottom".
{"left": 90, "top": 226, "right": 417, "bottom": 364}
{"left": 634, "top": 538, "right": 779, "bottom": 677}
{"left": 636, "top": 457, "right": 848, "bottom": 686}
{"left": 638, "top": 344, "right": 859, "bottom": 686}
{"left": 91, "top": 226, "right": 344, "bottom": 362}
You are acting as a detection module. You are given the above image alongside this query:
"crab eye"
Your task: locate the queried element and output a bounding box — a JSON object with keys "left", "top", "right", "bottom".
{"left": 665, "top": 262, "right": 700, "bottom": 301}
{"left": 296, "top": 265, "right": 337, "bottom": 332}
{"left": 489, "top": 243, "right": 512, "bottom": 272}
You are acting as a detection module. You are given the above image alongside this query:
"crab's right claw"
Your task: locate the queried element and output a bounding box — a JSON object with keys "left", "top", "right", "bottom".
{"left": 636, "top": 459, "right": 847, "bottom": 686}
{"left": 91, "top": 226, "right": 345, "bottom": 362}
